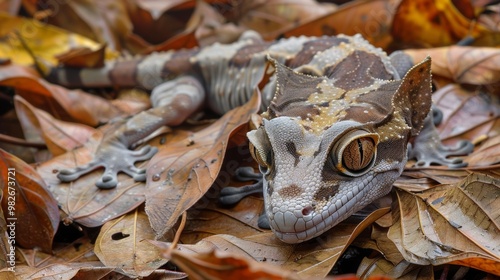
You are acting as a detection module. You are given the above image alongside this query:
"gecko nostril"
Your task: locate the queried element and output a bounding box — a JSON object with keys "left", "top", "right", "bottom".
{"left": 302, "top": 205, "right": 314, "bottom": 216}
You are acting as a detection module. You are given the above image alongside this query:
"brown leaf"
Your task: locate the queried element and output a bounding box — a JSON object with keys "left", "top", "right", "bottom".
{"left": 14, "top": 95, "right": 95, "bottom": 156}
{"left": 134, "top": 0, "right": 192, "bottom": 21}
{"left": 391, "top": 0, "right": 491, "bottom": 47}
{"left": 145, "top": 90, "right": 261, "bottom": 238}
{"left": 357, "top": 257, "right": 434, "bottom": 279}
{"left": 180, "top": 142, "right": 265, "bottom": 244}
{"left": 191, "top": 1, "right": 245, "bottom": 47}
{"left": 394, "top": 174, "right": 439, "bottom": 192}
{"left": 183, "top": 196, "right": 265, "bottom": 244}
{"left": 153, "top": 208, "right": 389, "bottom": 279}
{"left": 35, "top": 123, "right": 153, "bottom": 227}
{"left": 0, "top": 271, "right": 16, "bottom": 279}
{"left": 94, "top": 207, "right": 168, "bottom": 278}
{"left": 234, "top": 0, "right": 336, "bottom": 40}
{"left": 432, "top": 84, "right": 499, "bottom": 144}
{"left": 0, "top": 64, "right": 133, "bottom": 126}
{"left": 13, "top": 264, "right": 110, "bottom": 280}
{"left": 405, "top": 46, "right": 500, "bottom": 86}
{"left": 142, "top": 29, "right": 198, "bottom": 54}
{"left": 400, "top": 168, "right": 469, "bottom": 186}
{"left": 11, "top": 233, "right": 185, "bottom": 279}
{"left": 18, "top": 236, "right": 97, "bottom": 266}
{"left": 369, "top": 224, "right": 405, "bottom": 265}
{"left": 0, "top": 149, "right": 60, "bottom": 253}
{"left": 168, "top": 246, "right": 301, "bottom": 280}
{"left": 0, "top": 0, "right": 20, "bottom": 14}
{"left": 466, "top": 134, "right": 500, "bottom": 166}
{"left": 15, "top": 242, "right": 112, "bottom": 280}
{"left": 126, "top": 0, "right": 194, "bottom": 48}
{"left": 134, "top": 1, "right": 244, "bottom": 53}
{"left": 0, "top": 202, "right": 14, "bottom": 271}
{"left": 283, "top": 0, "right": 399, "bottom": 49}
{"left": 388, "top": 173, "right": 500, "bottom": 275}
{"left": 42, "top": 0, "right": 132, "bottom": 52}
{"left": 55, "top": 45, "right": 106, "bottom": 68}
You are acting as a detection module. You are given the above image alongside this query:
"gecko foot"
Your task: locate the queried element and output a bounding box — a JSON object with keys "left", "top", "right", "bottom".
{"left": 219, "top": 167, "right": 270, "bottom": 229}
{"left": 258, "top": 209, "right": 270, "bottom": 229}
{"left": 58, "top": 142, "right": 158, "bottom": 189}
{"left": 219, "top": 167, "right": 263, "bottom": 205}
{"left": 408, "top": 111, "right": 474, "bottom": 168}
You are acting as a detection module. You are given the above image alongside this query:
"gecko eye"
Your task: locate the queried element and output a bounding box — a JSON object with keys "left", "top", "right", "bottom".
{"left": 331, "top": 130, "right": 379, "bottom": 176}
{"left": 249, "top": 142, "right": 273, "bottom": 174}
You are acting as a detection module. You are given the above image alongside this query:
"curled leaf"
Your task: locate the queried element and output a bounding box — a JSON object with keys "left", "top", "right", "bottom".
{"left": 0, "top": 149, "right": 60, "bottom": 253}
{"left": 14, "top": 95, "right": 95, "bottom": 156}
{"left": 405, "top": 46, "right": 500, "bottom": 86}
{"left": 145, "top": 90, "right": 261, "bottom": 238}
{"left": 94, "top": 207, "right": 168, "bottom": 278}
{"left": 389, "top": 173, "right": 500, "bottom": 275}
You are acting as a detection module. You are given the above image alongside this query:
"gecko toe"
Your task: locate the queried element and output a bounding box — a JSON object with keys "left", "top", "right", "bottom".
{"left": 132, "top": 145, "right": 158, "bottom": 161}
{"left": 219, "top": 167, "right": 263, "bottom": 206}
{"left": 96, "top": 173, "right": 119, "bottom": 189}
{"left": 258, "top": 212, "right": 270, "bottom": 229}
{"left": 123, "top": 166, "right": 147, "bottom": 182}
{"left": 58, "top": 161, "right": 100, "bottom": 182}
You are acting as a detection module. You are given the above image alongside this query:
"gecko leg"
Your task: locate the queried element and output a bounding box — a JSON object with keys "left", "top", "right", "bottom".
{"left": 408, "top": 107, "right": 474, "bottom": 168}
{"left": 219, "top": 167, "right": 270, "bottom": 229}
{"left": 58, "top": 76, "right": 205, "bottom": 188}
{"left": 219, "top": 167, "right": 263, "bottom": 205}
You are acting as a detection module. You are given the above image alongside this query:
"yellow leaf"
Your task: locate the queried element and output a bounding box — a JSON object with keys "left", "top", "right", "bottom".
{"left": 0, "top": 12, "right": 117, "bottom": 65}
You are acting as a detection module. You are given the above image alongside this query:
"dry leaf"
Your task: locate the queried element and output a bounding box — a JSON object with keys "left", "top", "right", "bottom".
{"left": 0, "top": 0, "right": 20, "bottom": 14}
{"left": 153, "top": 208, "right": 389, "bottom": 279}
{"left": 9, "top": 232, "right": 185, "bottom": 279}
{"left": 94, "top": 207, "right": 168, "bottom": 278}
{"left": 181, "top": 143, "right": 264, "bottom": 244}
{"left": 167, "top": 246, "right": 302, "bottom": 280}
{"left": 234, "top": 0, "right": 336, "bottom": 40}
{"left": 352, "top": 221, "right": 405, "bottom": 268}
{"left": 0, "top": 271, "right": 16, "bottom": 279}
{"left": 283, "top": 0, "right": 400, "bottom": 49}
{"left": 0, "top": 64, "right": 134, "bottom": 127}
{"left": 466, "top": 134, "right": 500, "bottom": 166}
{"left": 391, "top": 0, "right": 491, "bottom": 47}
{"left": 191, "top": 1, "right": 245, "bottom": 47}
{"left": 432, "top": 84, "right": 500, "bottom": 144}
{"left": 405, "top": 46, "right": 500, "bottom": 87}
{"left": 140, "top": 1, "right": 219, "bottom": 53}
{"left": 0, "top": 149, "right": 60, "bottom": 253}
{"left": 55, "top": 45, "right": 106, "bottom": 68}
{"left": 35, "top": 0, "right": 131, "bottom": 52}
{"left": 17, "top": 236, "right": 98, "bottom": 267}
{"left": 126, "top": 0, "right": 194, "bottom": 48}
{"left": 145, "top": 91, "right": 261, "bottom": 238}
{"left": 0, "top": 13, "right": 116, "bottom": 65}
{"left": 357, "top": 257, "right": 434, "bottom": 279}
{"left": 35, "top": 123, "right": 156, "bottom": 227}
{"left": 134, "top": 0, "right": 191, "bottom": 20}
{"left": 183, "top": 195, "right": 265, "bottom": 244}
{"left": 14, "top": 95, "right": 95, "bottom": 156}
{"left": 388, "top": 173, "right": 500, "bottom": 275}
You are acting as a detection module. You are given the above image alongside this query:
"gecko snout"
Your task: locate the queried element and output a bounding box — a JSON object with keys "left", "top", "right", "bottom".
{"left": 301, "top": 205, "right": 314, "bottom": 216}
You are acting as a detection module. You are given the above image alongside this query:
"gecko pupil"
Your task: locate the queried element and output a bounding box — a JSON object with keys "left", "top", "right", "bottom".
{"left": 343, "top": 137, "right": 375, "bottom": 172}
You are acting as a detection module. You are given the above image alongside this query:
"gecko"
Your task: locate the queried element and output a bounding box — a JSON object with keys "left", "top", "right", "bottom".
{"left": 50, "top": 31, "right": 473, "bottom": 243}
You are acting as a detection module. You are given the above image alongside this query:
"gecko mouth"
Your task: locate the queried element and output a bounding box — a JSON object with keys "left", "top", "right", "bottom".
{"left": 268, "top": 186, "right": 365, "bottom": 244}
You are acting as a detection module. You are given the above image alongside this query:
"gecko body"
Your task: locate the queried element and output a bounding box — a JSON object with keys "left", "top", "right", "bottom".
{"left": 52, "top": 32, "right": 472, "bottom": 243}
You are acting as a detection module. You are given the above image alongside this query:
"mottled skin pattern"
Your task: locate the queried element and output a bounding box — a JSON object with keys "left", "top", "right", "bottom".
{"left": 248, "top": 55, "right": 432, "bottom": 243}
{"left": 52, "top": 32, "right": 470, "bottom": 243}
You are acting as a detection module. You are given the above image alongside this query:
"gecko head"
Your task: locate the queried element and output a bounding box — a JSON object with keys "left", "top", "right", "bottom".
{"left": 247, "top": 57, "right": 432, "bottom": 243}
{"left": 248, "top": 117, "right": 403, "bottom": 243}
